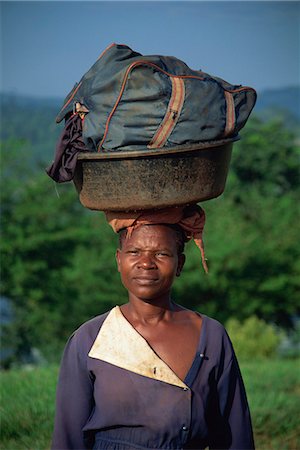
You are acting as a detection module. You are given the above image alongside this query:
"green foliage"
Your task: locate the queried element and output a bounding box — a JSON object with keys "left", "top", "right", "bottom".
{"left": 174, "top": 116, "right": 300, "bottom": 328}
{"left": 0, "top": 366, "right": 58, "bottom": 450}
{"left": 1, "top": 140, "right": 126, "bottom": 361}
{"left": 229, "top": 116, "right": 300, "bottom": 198}
{"left": 242, "top": 359, "right": 300, "bottom": 450}
{"left": 226, "top": 315, "right": 284, "bottom": 360}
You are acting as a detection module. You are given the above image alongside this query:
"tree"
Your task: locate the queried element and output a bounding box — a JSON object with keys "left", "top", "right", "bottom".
{"left": 1, "top": 140, "right": 125, "bottom": 362}
{"left": 174, "top": 117, "right": 300, "bottom": 328}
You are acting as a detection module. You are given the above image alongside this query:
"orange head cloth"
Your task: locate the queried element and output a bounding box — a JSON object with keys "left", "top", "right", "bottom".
{"left": 105, "top": 204, "right": 208, "bottom": 273}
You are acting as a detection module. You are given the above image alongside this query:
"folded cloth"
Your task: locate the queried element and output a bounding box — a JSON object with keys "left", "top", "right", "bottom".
{"left": 46, "top": 113, "right": 88, "bottom": 183}
{"left": 105, "top": 204, "right": 208, "bottom": 273}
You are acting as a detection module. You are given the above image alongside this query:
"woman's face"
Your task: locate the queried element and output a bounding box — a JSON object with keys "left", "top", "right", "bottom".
{"left": 116, "top": 225, "right": 185, "bottom": 303}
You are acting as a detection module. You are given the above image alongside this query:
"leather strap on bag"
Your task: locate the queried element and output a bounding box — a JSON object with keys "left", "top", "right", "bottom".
{"left": 148, "top": 77, "right": 185, "bottom": 149}
{"left": 224, "top": 91, "right": 236, "bottom": 137}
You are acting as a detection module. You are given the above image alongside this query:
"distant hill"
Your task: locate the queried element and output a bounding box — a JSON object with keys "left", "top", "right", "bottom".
{"left": 254, "top": 86, "right": 300, "bottom": 130}
{"left": 0, "top": 93, "right": 62, "bottom": 110}
{"left": 0, "top": 93, "right": 63, "bottom": 164}
{"left": 1, "top": 86, "right": 299, "bottom": 165}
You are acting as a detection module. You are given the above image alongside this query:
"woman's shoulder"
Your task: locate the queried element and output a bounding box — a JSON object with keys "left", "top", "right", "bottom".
{"left": 76, "top": 309, "right": 111, "bottom": 334}
{"left": 201, "top": 313, "right": 228, "bottom": 333}
{"left": 198, "top": 313, "right": 235, "bottom": 361}
{"left": 65, "top": 308, "right": 113, "bottom": 352}
{"left": 177, "top": 305, "right": 231, "bottom": 343}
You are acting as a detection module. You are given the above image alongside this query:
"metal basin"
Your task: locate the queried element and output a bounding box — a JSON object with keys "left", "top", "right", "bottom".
{"left": 73, "top": 137, "right": 238, "bottom": 211}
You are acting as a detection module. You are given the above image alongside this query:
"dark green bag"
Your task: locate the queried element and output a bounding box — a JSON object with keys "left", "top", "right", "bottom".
{"left": 56, "top": 43, "right": 257, "bottom": 152}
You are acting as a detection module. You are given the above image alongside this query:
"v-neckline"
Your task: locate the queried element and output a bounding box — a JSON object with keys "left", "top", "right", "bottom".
{"left": 89, "top": 306, "right": 206, "bottom": 388}
{"left": 119, "top": 306, "right": 206, "bottom": 383}
{"left": 183, "top": 312, "right": 207, "bottom": 386}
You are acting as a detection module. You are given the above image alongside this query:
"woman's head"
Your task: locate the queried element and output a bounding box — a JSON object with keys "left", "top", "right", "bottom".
{"left": 116, "top": 224, "right": 186, "bottom": 303}
{"left": 106, "top": 204, "right": 208, "bottom": 273}
{"left": 118, "top": 223, "right": 186, "bottom": 256}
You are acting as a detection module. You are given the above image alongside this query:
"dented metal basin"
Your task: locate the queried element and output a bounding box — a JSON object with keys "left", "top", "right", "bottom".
{"left": 73, "top": 137, "right": 238, "bottom": 211}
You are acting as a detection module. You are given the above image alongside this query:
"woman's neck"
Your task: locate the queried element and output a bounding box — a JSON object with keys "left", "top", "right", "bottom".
{"left": 121, "top": 297, "right": 177, "bottom": 326}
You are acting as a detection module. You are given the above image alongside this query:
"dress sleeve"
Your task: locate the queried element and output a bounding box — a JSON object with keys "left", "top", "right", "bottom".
{"left": 51, "top": 332, "right": 95, "bottom": 450}
{"left": 210, "top": 354, "right": 255, "bottom": 450}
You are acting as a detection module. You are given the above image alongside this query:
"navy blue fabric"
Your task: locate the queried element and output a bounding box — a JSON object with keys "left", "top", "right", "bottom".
{"left": 55, "top": 43, "right": 257, "bottom": 152}
{"left": 52, "top": 310, "right": 254, "bottom": 450}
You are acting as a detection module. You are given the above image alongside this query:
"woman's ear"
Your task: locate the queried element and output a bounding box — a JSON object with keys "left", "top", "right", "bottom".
{"left": 176, "top": 253, "right": 186, "bottom": 277}
{"left": 116, "top": 249, "right": 121, "bottom": 273}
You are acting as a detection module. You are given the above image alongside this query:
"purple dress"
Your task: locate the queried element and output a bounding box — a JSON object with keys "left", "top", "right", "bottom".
{"left": 52, "top": 306, "right": 254, "bottom": 450}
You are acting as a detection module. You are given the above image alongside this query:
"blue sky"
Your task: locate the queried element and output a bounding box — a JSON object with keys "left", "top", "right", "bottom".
{"left": 1, "top": 1, "right": 299, "bottom": 98}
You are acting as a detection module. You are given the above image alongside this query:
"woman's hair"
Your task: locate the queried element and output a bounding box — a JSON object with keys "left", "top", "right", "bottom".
{"left": 118, "top": 224, "right": 186, "bottom": 255}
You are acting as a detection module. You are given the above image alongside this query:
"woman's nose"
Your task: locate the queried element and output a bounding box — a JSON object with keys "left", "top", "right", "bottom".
{"left": 138, "top": 253, "right": 156, "bottom": 269}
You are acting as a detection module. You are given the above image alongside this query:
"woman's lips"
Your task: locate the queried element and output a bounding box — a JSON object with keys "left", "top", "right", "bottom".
{"left": 133, "top": 277, "right": 159, "bottom": 285}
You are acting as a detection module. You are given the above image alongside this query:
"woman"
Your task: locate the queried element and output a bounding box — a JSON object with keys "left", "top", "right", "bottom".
{"left": 52, "top": 205, "right": 254, "bottom": 450}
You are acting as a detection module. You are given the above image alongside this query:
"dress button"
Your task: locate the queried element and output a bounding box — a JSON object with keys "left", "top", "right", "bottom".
{"left": 183, "top": 387, "right": 189, "bottom": 391}
{"left": 182, "top": 425, "right": 188, "bottom": 431}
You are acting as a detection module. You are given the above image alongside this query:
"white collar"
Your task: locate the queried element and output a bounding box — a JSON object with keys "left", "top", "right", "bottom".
{"left": 88, "top": 306, "right": 188, "bottom": 389}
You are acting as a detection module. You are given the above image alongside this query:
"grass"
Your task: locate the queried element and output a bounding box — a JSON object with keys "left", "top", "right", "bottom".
{"left": 0, "top": 365, "right": 58, "bottom": 450}
{"left": 241, "top": 359, "right": 300, "bottom": 450}
{"left": 0, "top": 360, "right": 299, "bottom": 450}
